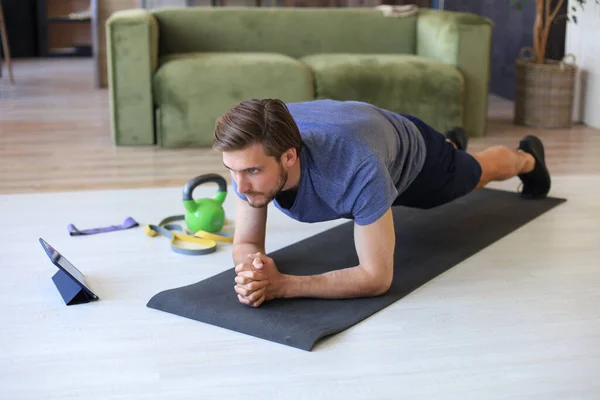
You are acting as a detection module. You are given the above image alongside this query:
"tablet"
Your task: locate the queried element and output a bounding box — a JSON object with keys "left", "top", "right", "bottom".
{"left": 39, "top": 238, "right": 99, "bottom": 300}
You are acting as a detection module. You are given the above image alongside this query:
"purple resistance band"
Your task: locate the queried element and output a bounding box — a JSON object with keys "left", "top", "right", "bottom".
{"left": 68, "top": 217, "right": 139, "bottom": 236}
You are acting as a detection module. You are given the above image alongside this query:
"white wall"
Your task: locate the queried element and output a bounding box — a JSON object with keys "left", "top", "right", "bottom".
{"left": 565, "top": 0, "right": 600, "bottom": 129}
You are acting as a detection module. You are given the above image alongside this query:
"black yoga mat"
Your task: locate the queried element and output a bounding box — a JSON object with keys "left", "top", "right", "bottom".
{"left": 147, "top": 188, "right": 566, "bottom": 351}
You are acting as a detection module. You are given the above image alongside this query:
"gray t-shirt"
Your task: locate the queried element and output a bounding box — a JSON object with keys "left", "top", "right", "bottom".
{"left": 232, "top": 99, "right": 426, "bottom": 225}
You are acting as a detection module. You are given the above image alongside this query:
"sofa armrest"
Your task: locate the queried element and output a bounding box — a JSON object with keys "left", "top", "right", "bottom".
{"left": 107, "top": 9, "right": 159, "bottom": 145}
{"left": 416, "top": 9, "right": 493, "bottom": 137}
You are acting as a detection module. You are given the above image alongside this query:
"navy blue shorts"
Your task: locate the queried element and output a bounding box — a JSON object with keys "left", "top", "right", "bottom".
{"left": 393, "top": 115, "right": 482, "bottom": 209}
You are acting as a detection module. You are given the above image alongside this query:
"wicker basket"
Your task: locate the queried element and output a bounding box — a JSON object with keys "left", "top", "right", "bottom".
{"left": 514, "top": 47, "right": 578, "bottom": 128}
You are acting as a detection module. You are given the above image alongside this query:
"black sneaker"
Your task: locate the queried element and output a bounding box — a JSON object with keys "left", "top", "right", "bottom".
{"left": 445, "top": 127, "right": 468, "bottom": 151}
{"left": 517, "top": 135, "right": 551, "bottom": 199}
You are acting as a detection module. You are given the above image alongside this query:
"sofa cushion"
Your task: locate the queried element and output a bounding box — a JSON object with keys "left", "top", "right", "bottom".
{"left": 300, "top": 54, "right": 464, "bottom": 134}
{"left": 153, "top": 52, "right": 314, "bottom": 147}
{"left": 152, "top": 8, "right": 417, "bottom": 59}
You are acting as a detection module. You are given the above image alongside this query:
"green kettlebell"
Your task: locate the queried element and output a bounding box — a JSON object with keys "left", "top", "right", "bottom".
{"left": 182, "top": 174, "right": 227, "bottom": 233}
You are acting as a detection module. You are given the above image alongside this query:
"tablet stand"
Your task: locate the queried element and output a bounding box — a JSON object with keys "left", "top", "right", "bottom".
{"left": 52, "top": 269, "right": 94, "bottom": 305}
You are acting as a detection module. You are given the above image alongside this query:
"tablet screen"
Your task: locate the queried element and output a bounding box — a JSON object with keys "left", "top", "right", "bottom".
{"left": 39, "top": 238, "right": 88, "bottom": 290}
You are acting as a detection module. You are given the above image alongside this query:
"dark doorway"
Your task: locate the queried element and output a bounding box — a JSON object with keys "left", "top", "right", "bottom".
{"left": 1, "top": 0, "right": 39, "bottom": 58}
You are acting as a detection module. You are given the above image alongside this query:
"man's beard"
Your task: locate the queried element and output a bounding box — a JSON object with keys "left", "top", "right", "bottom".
{"left": 246, "top": 164, "right": 288, "bottom": 208}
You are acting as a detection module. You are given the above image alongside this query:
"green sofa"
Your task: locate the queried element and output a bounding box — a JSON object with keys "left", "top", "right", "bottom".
{"left": 107, "top": 7, "right": 492, "bottom": 147}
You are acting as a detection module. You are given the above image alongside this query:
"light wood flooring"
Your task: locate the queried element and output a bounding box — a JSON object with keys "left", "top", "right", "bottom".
{"left": 1, "top": 58, "right": 599, "bottom": 195}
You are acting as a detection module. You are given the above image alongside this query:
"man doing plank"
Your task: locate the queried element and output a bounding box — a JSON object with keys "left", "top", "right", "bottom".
{"left": 213, "top": 99, "right": 550, "bottom": 307}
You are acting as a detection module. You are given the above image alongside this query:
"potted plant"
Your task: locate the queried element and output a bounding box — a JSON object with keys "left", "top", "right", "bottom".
{"left": 512, "top": 0, "right": 595, "bottom": 128}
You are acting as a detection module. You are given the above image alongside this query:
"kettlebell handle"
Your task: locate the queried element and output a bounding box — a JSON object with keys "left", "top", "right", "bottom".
{"left": 183, "top": 173, "right": 227, "bottom": 202}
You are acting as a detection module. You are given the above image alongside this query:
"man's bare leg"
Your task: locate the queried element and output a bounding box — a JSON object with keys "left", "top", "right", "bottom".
{"left": 473, "top": 146, "right": 535, "bottom": 188}
{"left": 470, "top": 135, "right": 551, "bottom": 198}
{"left": 443, "top": 128, "right": 549, "bottom": 198}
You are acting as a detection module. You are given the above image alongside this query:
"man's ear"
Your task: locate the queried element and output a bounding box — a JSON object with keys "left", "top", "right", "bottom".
{"left": 280, "top": 148, "right": 297, "bottom": 167}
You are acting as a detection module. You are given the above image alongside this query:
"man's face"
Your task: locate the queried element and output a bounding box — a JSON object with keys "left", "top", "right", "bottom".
{"left": 222, "top": 142, "right": 290, "bottom": 208}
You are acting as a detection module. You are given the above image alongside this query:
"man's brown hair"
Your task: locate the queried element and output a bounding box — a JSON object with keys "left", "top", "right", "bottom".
{"left": 213, "top": 99, "right": 303, "bottom": 159}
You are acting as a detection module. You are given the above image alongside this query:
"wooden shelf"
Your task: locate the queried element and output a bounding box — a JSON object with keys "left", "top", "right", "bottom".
{"left": 37, "top": 0, "right": 93, "bottom": 58}
{"left": 47, "top": 16, "right": 92, "bottom": 23}
{"left": 48, "top": 46, "right": 92, "bottom": 57}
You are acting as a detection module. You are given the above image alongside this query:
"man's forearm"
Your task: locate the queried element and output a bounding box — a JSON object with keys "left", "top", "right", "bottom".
{"left": 233, "top": 243, "right": 265, "bottom": 266}
{"left": 280, "top": 265, "right": 391, "bottom": 299}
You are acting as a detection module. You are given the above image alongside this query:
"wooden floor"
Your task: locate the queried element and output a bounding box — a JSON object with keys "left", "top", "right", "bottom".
{"left": 1, "top": 58, "right": 599, "bottom": 195}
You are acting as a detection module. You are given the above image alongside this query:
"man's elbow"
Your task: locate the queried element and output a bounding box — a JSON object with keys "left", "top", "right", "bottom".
{"left": 364, "top": 268, "right": 393, "bottom": 296}
{"left": 371, "top": 277, "right": 392, "bottom": 296}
